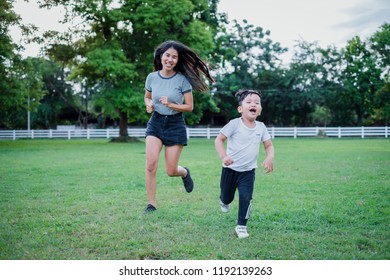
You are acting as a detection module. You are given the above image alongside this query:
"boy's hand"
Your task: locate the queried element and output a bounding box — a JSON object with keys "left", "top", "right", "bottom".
{"left": 262, "top": 158, "right": 273, "bottom": 173}
{"left": 222, "top": 155, "right": 234, "bottom": 166}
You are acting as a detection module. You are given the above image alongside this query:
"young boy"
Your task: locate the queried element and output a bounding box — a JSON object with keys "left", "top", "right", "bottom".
{"left": 214, "top": 89, "right": 274, "bottom": 238}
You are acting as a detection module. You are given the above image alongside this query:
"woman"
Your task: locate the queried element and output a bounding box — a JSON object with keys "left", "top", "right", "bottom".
{"left": 143, "top": 40, "right": 214, "bottom": 214}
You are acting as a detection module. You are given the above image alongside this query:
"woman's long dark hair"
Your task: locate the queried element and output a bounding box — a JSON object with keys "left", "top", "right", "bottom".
{"left": 153, "top": 40, "right": 214, "bottom": 92}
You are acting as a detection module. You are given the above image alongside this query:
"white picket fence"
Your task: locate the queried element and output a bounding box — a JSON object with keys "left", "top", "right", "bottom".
{"left": 0, "top": 126, "right": 388, "bottom": 140}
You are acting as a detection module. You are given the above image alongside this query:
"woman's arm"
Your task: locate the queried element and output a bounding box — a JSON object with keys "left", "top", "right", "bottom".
{"left": 144, "top": 90, "right": 154, "bottom": 113}
{"left": 159, "top": 92, "right": 193, "bottom": 113}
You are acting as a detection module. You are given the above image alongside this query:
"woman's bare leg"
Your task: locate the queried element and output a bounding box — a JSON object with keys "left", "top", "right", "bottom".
{"left": 145, "top": 136, "right": 163, "bottom": 207}
{"left": 164, "top": 144, "right": 186, "bottom": 177}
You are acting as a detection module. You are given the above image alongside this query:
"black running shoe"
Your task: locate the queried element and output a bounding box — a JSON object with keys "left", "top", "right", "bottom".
{"left": 143, "top": 204, "right": 157, "bottom": 214}
{"left": 182, "top": 167, "right": 194, "bottom": 193}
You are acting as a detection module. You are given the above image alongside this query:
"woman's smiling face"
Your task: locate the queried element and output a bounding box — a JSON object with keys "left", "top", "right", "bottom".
{"left": 161, "top": 47, "right": 178, "bottom": 72}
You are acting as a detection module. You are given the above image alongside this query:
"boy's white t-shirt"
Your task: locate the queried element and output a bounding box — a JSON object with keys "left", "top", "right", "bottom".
{"left": 220, "top": 118, "right": 271, "bottom": 172}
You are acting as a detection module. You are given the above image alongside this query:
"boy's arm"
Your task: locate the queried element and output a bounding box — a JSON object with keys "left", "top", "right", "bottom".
{"left": 261, "top": 139, "right": 274, "bottom": 173}
{"left": 215, "top": 133, "right": 233, "bottom": 166}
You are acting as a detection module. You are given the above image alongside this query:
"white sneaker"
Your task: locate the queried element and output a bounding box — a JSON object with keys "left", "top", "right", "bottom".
{"left": 235, "top": 225, "right": 249, "bottom": 238}
{"left": 220, "top": 199, "right": 231, "bottom": 213}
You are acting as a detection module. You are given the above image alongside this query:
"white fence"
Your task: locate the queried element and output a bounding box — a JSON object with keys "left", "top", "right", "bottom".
{"left": 0, "top": 127, "right": 388, "bottom": 140}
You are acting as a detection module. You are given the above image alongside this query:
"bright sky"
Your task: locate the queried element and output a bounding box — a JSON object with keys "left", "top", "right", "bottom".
{"left": 219, "top": 0, "right": 390, "bottom": 61}
{"left": 11, "top": 0, "right": 390, "bottom": 62}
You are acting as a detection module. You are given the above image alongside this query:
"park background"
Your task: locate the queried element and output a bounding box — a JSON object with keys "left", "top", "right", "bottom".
{"left": 0, "top": 0, "right": 389, "bottom": 262}
{"left": 1, "top": 0, "right": 389, "bottom": 136}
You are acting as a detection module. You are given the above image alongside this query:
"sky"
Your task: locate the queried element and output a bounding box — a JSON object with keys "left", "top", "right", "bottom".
{"left": 219, "top": 0, "right": 390, "bottom": 61}
{"left": 11, "top": 0, "right": 390, "bottom": 62}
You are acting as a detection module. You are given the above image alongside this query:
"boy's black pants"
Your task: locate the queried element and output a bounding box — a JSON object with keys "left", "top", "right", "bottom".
{"left": 220, "top": 167, "right": 255, "bottom": 226}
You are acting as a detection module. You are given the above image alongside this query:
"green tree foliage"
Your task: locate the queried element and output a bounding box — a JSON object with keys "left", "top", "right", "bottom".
{"left": 281, "top": 41, "right": 346, "bottom": 126}
{"left": 38, "top": 0, "right": 217, "bottom": 137}
{"left": 44, "top": 43, "right": 93, "bottom": 128}
{"left": 211, "top": 19, "right": 287, "bottom": 124}
{"left": 0, "top": 0, "right": 45, "bottom": 129}
{"left": 119, "top": 0, "right": 218, "bottom": 126}
{"left": 2, "top": 2, "right": 388, "bottom": 129}
{"left": 341, "top": 36, "right": 382, "bottom": 125}
{"left": 1, "top": 0, "right": 23, "bottom": 128}
{"left": 370, "top": 23, "right": 390, "bottom": 71}
{"left": 32, "top": 58, "right": 79, "bottom": 129}
{"left": 369, "top": 23, "right": 390, "bottom": 125}
{"left": 211, "top": 20, "right": 388, "bottom": 127}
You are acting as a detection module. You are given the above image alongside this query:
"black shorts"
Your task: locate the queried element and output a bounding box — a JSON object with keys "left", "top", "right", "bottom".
{"left": 145, "top": 112, "right": 188, "bottom": 146}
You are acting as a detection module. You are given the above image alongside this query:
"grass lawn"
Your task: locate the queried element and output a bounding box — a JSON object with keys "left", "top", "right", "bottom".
{"left": 0, "top": 138, "right": 389, "bottom": 260}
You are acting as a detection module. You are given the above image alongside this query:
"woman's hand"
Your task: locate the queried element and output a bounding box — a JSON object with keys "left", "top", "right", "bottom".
{"left": 146, "top": 99, "right": 154, "bottom": 113}
{"left": 159, "top": 96, "right": 170, "bottom": 107}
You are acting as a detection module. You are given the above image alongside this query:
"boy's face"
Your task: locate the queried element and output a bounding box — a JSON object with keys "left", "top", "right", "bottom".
{"left": 238, "top": 93, "right": 262, "bottom": 121}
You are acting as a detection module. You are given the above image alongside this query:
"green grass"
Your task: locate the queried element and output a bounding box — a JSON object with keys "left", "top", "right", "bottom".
{"left": 0, "top": 138, "right": 389, "bottom": 260}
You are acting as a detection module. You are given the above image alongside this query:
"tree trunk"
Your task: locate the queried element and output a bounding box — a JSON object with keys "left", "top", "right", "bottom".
{"left": 119, "top": 110, "right": 128, "bottom": 137}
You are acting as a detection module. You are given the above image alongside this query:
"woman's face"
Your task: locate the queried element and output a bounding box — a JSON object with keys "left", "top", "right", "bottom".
{"left": 161, "top": 47, "right": 178, "bottom": 72}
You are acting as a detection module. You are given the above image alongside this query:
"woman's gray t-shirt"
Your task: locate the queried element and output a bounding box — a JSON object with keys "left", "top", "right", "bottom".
{"left": 145, "top": 71, "right": 192, "bottom": 115}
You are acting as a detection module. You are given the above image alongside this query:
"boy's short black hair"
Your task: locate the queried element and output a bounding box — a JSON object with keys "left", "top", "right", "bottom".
{"left": 235, "top": 89, "right": 262, "bottom": 105}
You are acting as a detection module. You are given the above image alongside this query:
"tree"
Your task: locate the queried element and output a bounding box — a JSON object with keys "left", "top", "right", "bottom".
{"left": 1, "top": 0, "right": 22, "bottom": 128}
{"left": 211, "top": 19, "right": 287, "bottom": 124}
{"left": 309, "top": 105, "right": 332, "bottom": 126}
{"left": 32, "top": 57, "right": 79, "bottom": 129}
{"left": 0, "top": 0, "right": 45, "bottom": 129}
{"left": 119, "top": 0, "right": 218, "bottom": 126}
{"left": 370, "top": 23, "right": 390, "bottom": 73}
{"left": 369, "top": 23, "right": 390, "bottom": 125}
{"left": 37, "top": 0, "right": 217, "bottom": 138}
{"left": 283, "top": 41, "right": 349, "bottom": 126}
{"left": 342, "top": 36, "right": 382, "bottom": 125}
